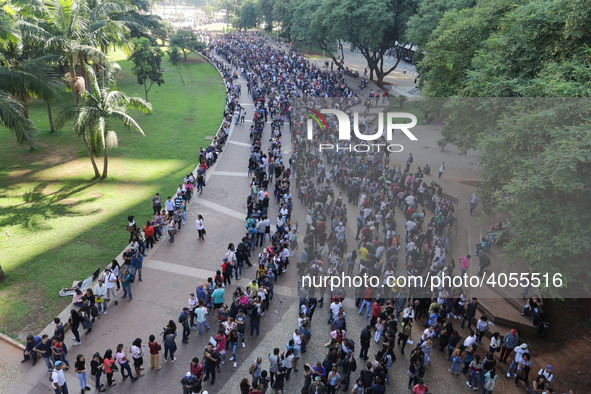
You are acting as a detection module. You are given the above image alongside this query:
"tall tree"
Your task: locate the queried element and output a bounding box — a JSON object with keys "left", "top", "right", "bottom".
{"left": 169, "top": 29, "right": 205, "bottom": 60}
{"left": 129, "top": 36, "right": 164, "bottom": 102}
{"left": 320, "top": 0, "right": 418, "bottom": 87}
{"left": 167, "top": 45, "right": 184, "bottom": 85}
{"left": 232, "top": 0, "right": 259, "bottom": 31}
{"left": 58, "top": 65, "right": 151, "bottom": 179}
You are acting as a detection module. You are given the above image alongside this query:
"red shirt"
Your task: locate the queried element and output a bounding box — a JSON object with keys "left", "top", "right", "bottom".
{"left": 144, "top": 225, "right": 154, "bottom": 237}
{"left": 412, "top": 384, "right": 429, "bottom": 394}
{"left": 373, "top": 302, "right": 382, "bottom": 318}
{"left": 148, "top": 341, "right": 160, "bottom": 355}
{"left": 190, "top": 362, "right": 204, "bottom": 379}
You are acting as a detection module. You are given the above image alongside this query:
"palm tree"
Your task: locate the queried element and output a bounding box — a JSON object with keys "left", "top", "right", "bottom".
{"left": 0, "top": 7, "right": 39, "bottom": 149}
{"left": 58, "top": 65, "right": 151, "bottom": 179}
{"left": 39, "top": 0, "right": 109, "bottom": 103}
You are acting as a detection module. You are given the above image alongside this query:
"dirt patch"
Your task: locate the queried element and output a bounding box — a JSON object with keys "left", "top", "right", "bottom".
{"left": 526, "top": 299, "right": 591, "bottom": 392}
{"left": 59, "top": 199, "right": 77, "bottom": 205}
{"left": 184, "top": 118, "right": 194, "bottom": 123}
{"left": 457, "top": 179, "right": 482, "bottom": 187}
{"left": 90, "top": 193, "right": 104, "bottom": 198}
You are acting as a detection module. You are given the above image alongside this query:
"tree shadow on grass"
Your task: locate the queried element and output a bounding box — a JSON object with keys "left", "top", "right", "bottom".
{"left": 0, "top": 182, "right": 102, "bottom": 231}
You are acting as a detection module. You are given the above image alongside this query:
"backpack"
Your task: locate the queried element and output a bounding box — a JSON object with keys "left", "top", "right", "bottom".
{"left": 350, "top": 357, "right": 357, "bottom": 372}
{"left": 90, "top": 305, "right": 99, "bottom": 318}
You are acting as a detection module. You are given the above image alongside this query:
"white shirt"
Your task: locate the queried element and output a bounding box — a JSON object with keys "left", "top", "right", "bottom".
{"left": 330, "top": 302, "right": 341, "bottom": 320}
{"left": 293, "top": 333, "right": 302, "bottom": 349}
{"left": 405, "top": 220, "right": 416, "bottom": 232}
{"left": 196, "top": 219, "right": 204, "bottom": 230}
{"left": 464, "top": 335, "right": 477, "bottom": 348}
{"left": 538, "top": 368, "right": 553, "bottom": 382}
{"left": 94, "top": 283, "right": 107, "bottom": 299}
{"left": 131, "top": 345, "right": 143, "bottom": 359}
{"left": 164, "top": 199, "right": 175, "bottom": 211}
{"left": 103, "top": 272, "right": 116, "bottom": 289}
{"left": 52, "top": 368, "right": 66, "bottom": 387}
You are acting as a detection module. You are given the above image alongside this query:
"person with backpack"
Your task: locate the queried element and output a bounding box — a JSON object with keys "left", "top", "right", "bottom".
{"left": 178, "top": 308, "right": 191, "bottom": 344}
{"left": 162, "top": 321, "right": 178, "bottom": 363}
{"left": 482, "top": 367, "right": 498, "bottom": 393}
{"left": 180, "top": 371, "right": 201, "bottom": 394}
{"left": 340, "top": 350, "right": 356, "bottom": 392}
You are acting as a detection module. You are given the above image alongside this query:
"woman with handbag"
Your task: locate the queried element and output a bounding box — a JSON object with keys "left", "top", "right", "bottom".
{"left": 103, "top": 349, "right": 116, "bottom": 386}
{"left": 131, "top": 338, "right": 145, "bottom": 378}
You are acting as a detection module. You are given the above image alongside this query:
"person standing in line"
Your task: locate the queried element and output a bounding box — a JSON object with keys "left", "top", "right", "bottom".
{"left": 74, "top": 354, "right": 91, "bottom": 393}
{"left": 179, "top": 307, "right": 191, "bottom": 344}
{"left": 90, "top": 352, "right": 105, "bottom": 392}
{"left": 228, "top": 329, "right": 239, "bottom": 368}
{"left": 470, "top": 193, "right": 479, "bottom": 216}
{"left": 203, "top": 343, "right": 220, "bottom": 385}
{"left": 130, "top": 250, "right": 143, "bottom": 282}
{"left": 94, "top": 278, "right": 108, "bottom": 316}
{"left": 196, "top": 301, "right": 211, "bottom": 335}
{"left": 103, "top": 349, "right": 116, "bottom": 387}
{"left": 119, "top": 266, "right": 133, "bottom": 301}
{"left": 162, "top": 321, "right": 178, "bottom": 363}
{"left": 115, "top": 344, "right": 137, "bottom": 382}
{"left": 251, "top": 356, "right": 262, "bottom": 387}
{"left": 166, "top": 218, "right": 175, "bottom": 243}
{"left": 51, "top": 360, "right": 68, "bottom": 394}
{"left": 164, "top": 196, "right": 175, "bottom": 217}
{"left": 196, "top": 214, "right": 206, "bottom": 243}
{"left": 131, "top": 338, "right": 145, "bottom": 378}
{"left": 148, "top": 335, "right": 162, "bottom": 370}
{"left": 68, "top": 310, "right": 82, "bottom": 346}
{"left": 102, "top": 268, "right": 118, "bottom": 307}
{"left": 439, "top": 162, "right": 446, "bottom": 178}
{"left": 499, "top": 329, "right": 519, "bottom": 363}
{"left": 268, "top": 348, "right": 280, "bottom": 387}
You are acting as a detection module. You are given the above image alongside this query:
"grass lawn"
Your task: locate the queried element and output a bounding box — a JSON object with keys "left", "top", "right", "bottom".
{"left": 0, "top": 50, "right": 225, "bottom": 341}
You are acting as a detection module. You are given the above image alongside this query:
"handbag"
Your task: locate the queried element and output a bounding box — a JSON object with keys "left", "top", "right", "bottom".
{"left": 171, "top": 229, "right": 177, "bottom": 235}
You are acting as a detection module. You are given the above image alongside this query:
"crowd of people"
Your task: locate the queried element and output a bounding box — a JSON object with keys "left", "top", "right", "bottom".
{"left": 18, "top": 31, "right": 561, "bottom": 394}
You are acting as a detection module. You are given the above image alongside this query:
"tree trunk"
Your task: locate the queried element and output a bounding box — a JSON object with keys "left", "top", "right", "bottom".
{"left": 177, "top": 67, "right": 185, "bottom": 86}
{"left": 81, "top": 131, "right": 101, "bottom": 178}
{"left": 101, "top": 145, "right": 108, "bottom": 179}
{"left": 69, "top": 55, "right": 79, "bottom": 104}
{"left": 80, "top": 53, "right": 89, "bottom": 91}
{"left": 0, "top": 263, "right": 5, "bottom": 283}
{"left": 309, "top": 42, "right": 313, "bottom": 55}
{"left": 47, "top": 101, "right": 55, "bottom": 133}
{"left": 144, "top": 81, "right": 149, "bottom": 102}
